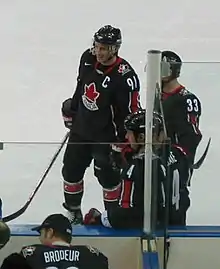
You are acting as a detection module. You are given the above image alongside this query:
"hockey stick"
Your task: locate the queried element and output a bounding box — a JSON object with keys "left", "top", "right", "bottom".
{"left": 191, "top": 137, "right": 211, "bottom": 169}
{"left": 155, "top": 82, "right": 168, "bottom": 137}
{"left": 155, "top": 83, "right": 171, "bottom": 269}
{"left": 2, "top": 132, "right": 70, "bottom": 222}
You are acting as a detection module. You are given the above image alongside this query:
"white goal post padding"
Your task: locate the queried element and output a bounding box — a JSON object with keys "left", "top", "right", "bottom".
{"left": 144, "top": 50, "right": 162, "bottom": 233}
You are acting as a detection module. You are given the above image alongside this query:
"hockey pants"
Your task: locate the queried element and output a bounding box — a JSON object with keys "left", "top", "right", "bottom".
{"left": 62, "top": 133, "right": 121, "bottom": 210}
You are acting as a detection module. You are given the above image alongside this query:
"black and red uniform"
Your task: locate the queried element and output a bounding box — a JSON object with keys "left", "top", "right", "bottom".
{"left": 62, "top": 48, "right": 141, "bottom": 213}
{"left": 102, "top": 146, "right": 190, "bottom": 229}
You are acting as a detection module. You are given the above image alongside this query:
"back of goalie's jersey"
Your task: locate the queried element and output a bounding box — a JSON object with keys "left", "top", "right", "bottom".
{"left": 21, "top": 243, "right": 109, "bottom": 269}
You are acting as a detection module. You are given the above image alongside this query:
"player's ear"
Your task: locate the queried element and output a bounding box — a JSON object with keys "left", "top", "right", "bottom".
{"left": 46, "top": 228, "right": 54, "bottom": 239}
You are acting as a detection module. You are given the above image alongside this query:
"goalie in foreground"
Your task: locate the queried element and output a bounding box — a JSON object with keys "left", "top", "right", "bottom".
{"left": 84, "top": 109, "right": 191, "bottom": 228}
{"left": 1, "top": 214, "right": 108, "bottom": 269}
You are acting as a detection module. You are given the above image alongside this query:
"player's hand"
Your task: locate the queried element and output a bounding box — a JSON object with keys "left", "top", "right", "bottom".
{"left": 110, "top": 142, "right": 133, "bottom": 169}
{"left": 83, "top": 208, "right": 102, "bottom": 225}
{"left": 61, "top": 98, "right": 76, "bottom": 129}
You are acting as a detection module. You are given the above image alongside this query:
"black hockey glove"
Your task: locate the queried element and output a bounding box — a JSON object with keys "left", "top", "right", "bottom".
{"left": 61, "top": 98, "right": 76, "bottom": 129}
{"left": 110, "top": 143, "right": 133, "bottom": 170}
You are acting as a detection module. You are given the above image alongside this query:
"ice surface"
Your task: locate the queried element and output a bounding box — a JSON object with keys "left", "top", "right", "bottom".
{"left": 0, "top": 0, "right": 219, "bottom": 225}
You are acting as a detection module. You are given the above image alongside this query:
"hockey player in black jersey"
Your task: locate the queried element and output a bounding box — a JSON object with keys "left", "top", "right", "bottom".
{"left": 1, "top": 214, "right": 108, "bottom": 269}
{"left": 61, "top": 25, "right": 141, "bottom": 224}
{"left": 83, "top": 109, "right": 190, "bottom": 229}
{"left": 160, "top": 50, "right": 202, "bottom": 176}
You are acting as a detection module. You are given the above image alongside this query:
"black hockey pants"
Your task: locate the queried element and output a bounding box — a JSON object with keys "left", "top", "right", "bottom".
{"left": 62, "top": 133, "right": 121, "bottom": 210}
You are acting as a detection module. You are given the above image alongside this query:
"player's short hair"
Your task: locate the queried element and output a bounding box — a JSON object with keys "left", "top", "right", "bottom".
{"left": 51, "top": 229, "right": 72, "bottom": 244}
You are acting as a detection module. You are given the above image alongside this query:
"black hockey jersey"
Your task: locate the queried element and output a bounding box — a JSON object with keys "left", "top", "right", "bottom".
{"left": 106, "top": 147, "right": 190, "bottom": 229}
{"left": 70, "top": 49, "right": 141, "bottom": 142}
{"left": 162, "top": 85, "right": 202, "bottom": 162}
{"left": 20, "top": 243, "right": 109, "bottom": 269}
{"left": 106, "top": 151, "right": 164, "bottom": 229}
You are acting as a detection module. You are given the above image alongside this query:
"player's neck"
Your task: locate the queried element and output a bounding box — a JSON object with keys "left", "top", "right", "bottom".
{"left": 101, "top": 55, "right": 117, "bottom": 66}
{"left": 163, "top": 80, "right": 181, "bottom": 93}
{"left": 50, "top": 239, "right": 70, "bottom": 246}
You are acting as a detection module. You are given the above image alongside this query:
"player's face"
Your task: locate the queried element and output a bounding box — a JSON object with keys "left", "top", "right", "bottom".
{"left": 126, "top": 130, "right": 136, "bottom": 149}
{"left": 126, "top": 130, "right": 141, "bottom": 150}
{"left": 152, "top": 130, "right": 165, "bottom": 149}
{"left": 94, "top": 42, "right": 113, "bottom": 64}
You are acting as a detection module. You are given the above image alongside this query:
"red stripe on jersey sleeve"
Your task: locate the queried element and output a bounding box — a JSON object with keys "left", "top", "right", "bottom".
{"left": 130, "top": 91, "right": 140, "bottom": 112}
{"left": 120, "top": 180, "right": 133, "bottom": 208}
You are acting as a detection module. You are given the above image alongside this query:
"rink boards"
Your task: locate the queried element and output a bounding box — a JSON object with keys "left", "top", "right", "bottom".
{"left": 1, "top": 225, "right": 220, "bottom": 269}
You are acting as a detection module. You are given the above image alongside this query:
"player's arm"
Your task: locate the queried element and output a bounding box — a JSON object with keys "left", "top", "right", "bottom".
{"left": 81, "top": 246, "right": 109, "bottom": 269}
{"left": 62, "top": 49, "right": 92, "bottom": 128}
{"left": 20, "top": 245, "right": 27, "bottom": 257}
{"left": 110, "top": 70, "right": 141, "bottom": 168}
{"left": 90, "top": 250, "right": 109, "bottom": 269}
{"left": 20, "top": 244, "right": 36, "bottom": 258}
{"left": 176, "top": 94, "right": 202, "bottom": 153}
{"left": 160, "top": 148, "right": 190, "bottom": 225}
{"left": 0, "top": 245, "right": 35, "bottom": 269}
{"left": 71, "top": 49, "right": 92, "bottom": 111}
{"left": 112, "top": 69, "right": 141, "bottom": 141}
{"left": 0, "top": 253, "right": 32, "bottom": 269}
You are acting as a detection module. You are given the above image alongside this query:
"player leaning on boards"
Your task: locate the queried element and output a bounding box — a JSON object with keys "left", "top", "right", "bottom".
{"left": 84, "top": 109, "right": 191, "bottom": 228}
{"left": 61, "top": 25, "right": 141, "bottom": 224}
{"left": 1, "top": 214, "right": 109, "bottom": 269}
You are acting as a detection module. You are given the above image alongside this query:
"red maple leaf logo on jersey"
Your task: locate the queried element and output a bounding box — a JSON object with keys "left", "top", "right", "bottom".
{"left": 82, "top": 82, "right": 100, "bottom": 111}
{"left": 84, "top": 83, "right": 100, "bottom": 102}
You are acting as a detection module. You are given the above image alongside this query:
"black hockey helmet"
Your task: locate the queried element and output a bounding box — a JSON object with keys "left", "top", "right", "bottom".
{"left": 124, "top": 109, "right": 163, "bottom": 135}
{"left": 161, "top": 50, "right": 182, "bottom": 79}
{"left": 124, "top": 109, "right": 145, "bottom": 134}
{"left": 94, "top": 25, "right": 122, "bottom": 47}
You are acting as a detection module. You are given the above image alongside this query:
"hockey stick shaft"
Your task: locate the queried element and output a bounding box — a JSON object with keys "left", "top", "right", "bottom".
{"left": 155, "top": 83, "right": 170, "bottom": 268}
{"left": 191, "top": 137, "right": 211, "bottom": 169}
{"left": 3, "top": 132, "right": 70, "bottom": 222}
{"left": 155, "top": 82, "right": 168, "bottom": 138}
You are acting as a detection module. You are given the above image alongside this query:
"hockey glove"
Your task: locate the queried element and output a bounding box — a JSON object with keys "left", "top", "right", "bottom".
{"left": 110, "top": 143, "right": 133, "bottom": 169}
{"left": 61, "top": 98, "right": 76, "bottom": 129}
{"left": 83, "top": 208, "right": 102, "bottom": 225}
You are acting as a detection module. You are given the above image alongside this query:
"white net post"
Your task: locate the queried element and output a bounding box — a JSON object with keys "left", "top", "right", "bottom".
{"left": 144, "top": 50, "right": 162, "bottom": 234}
